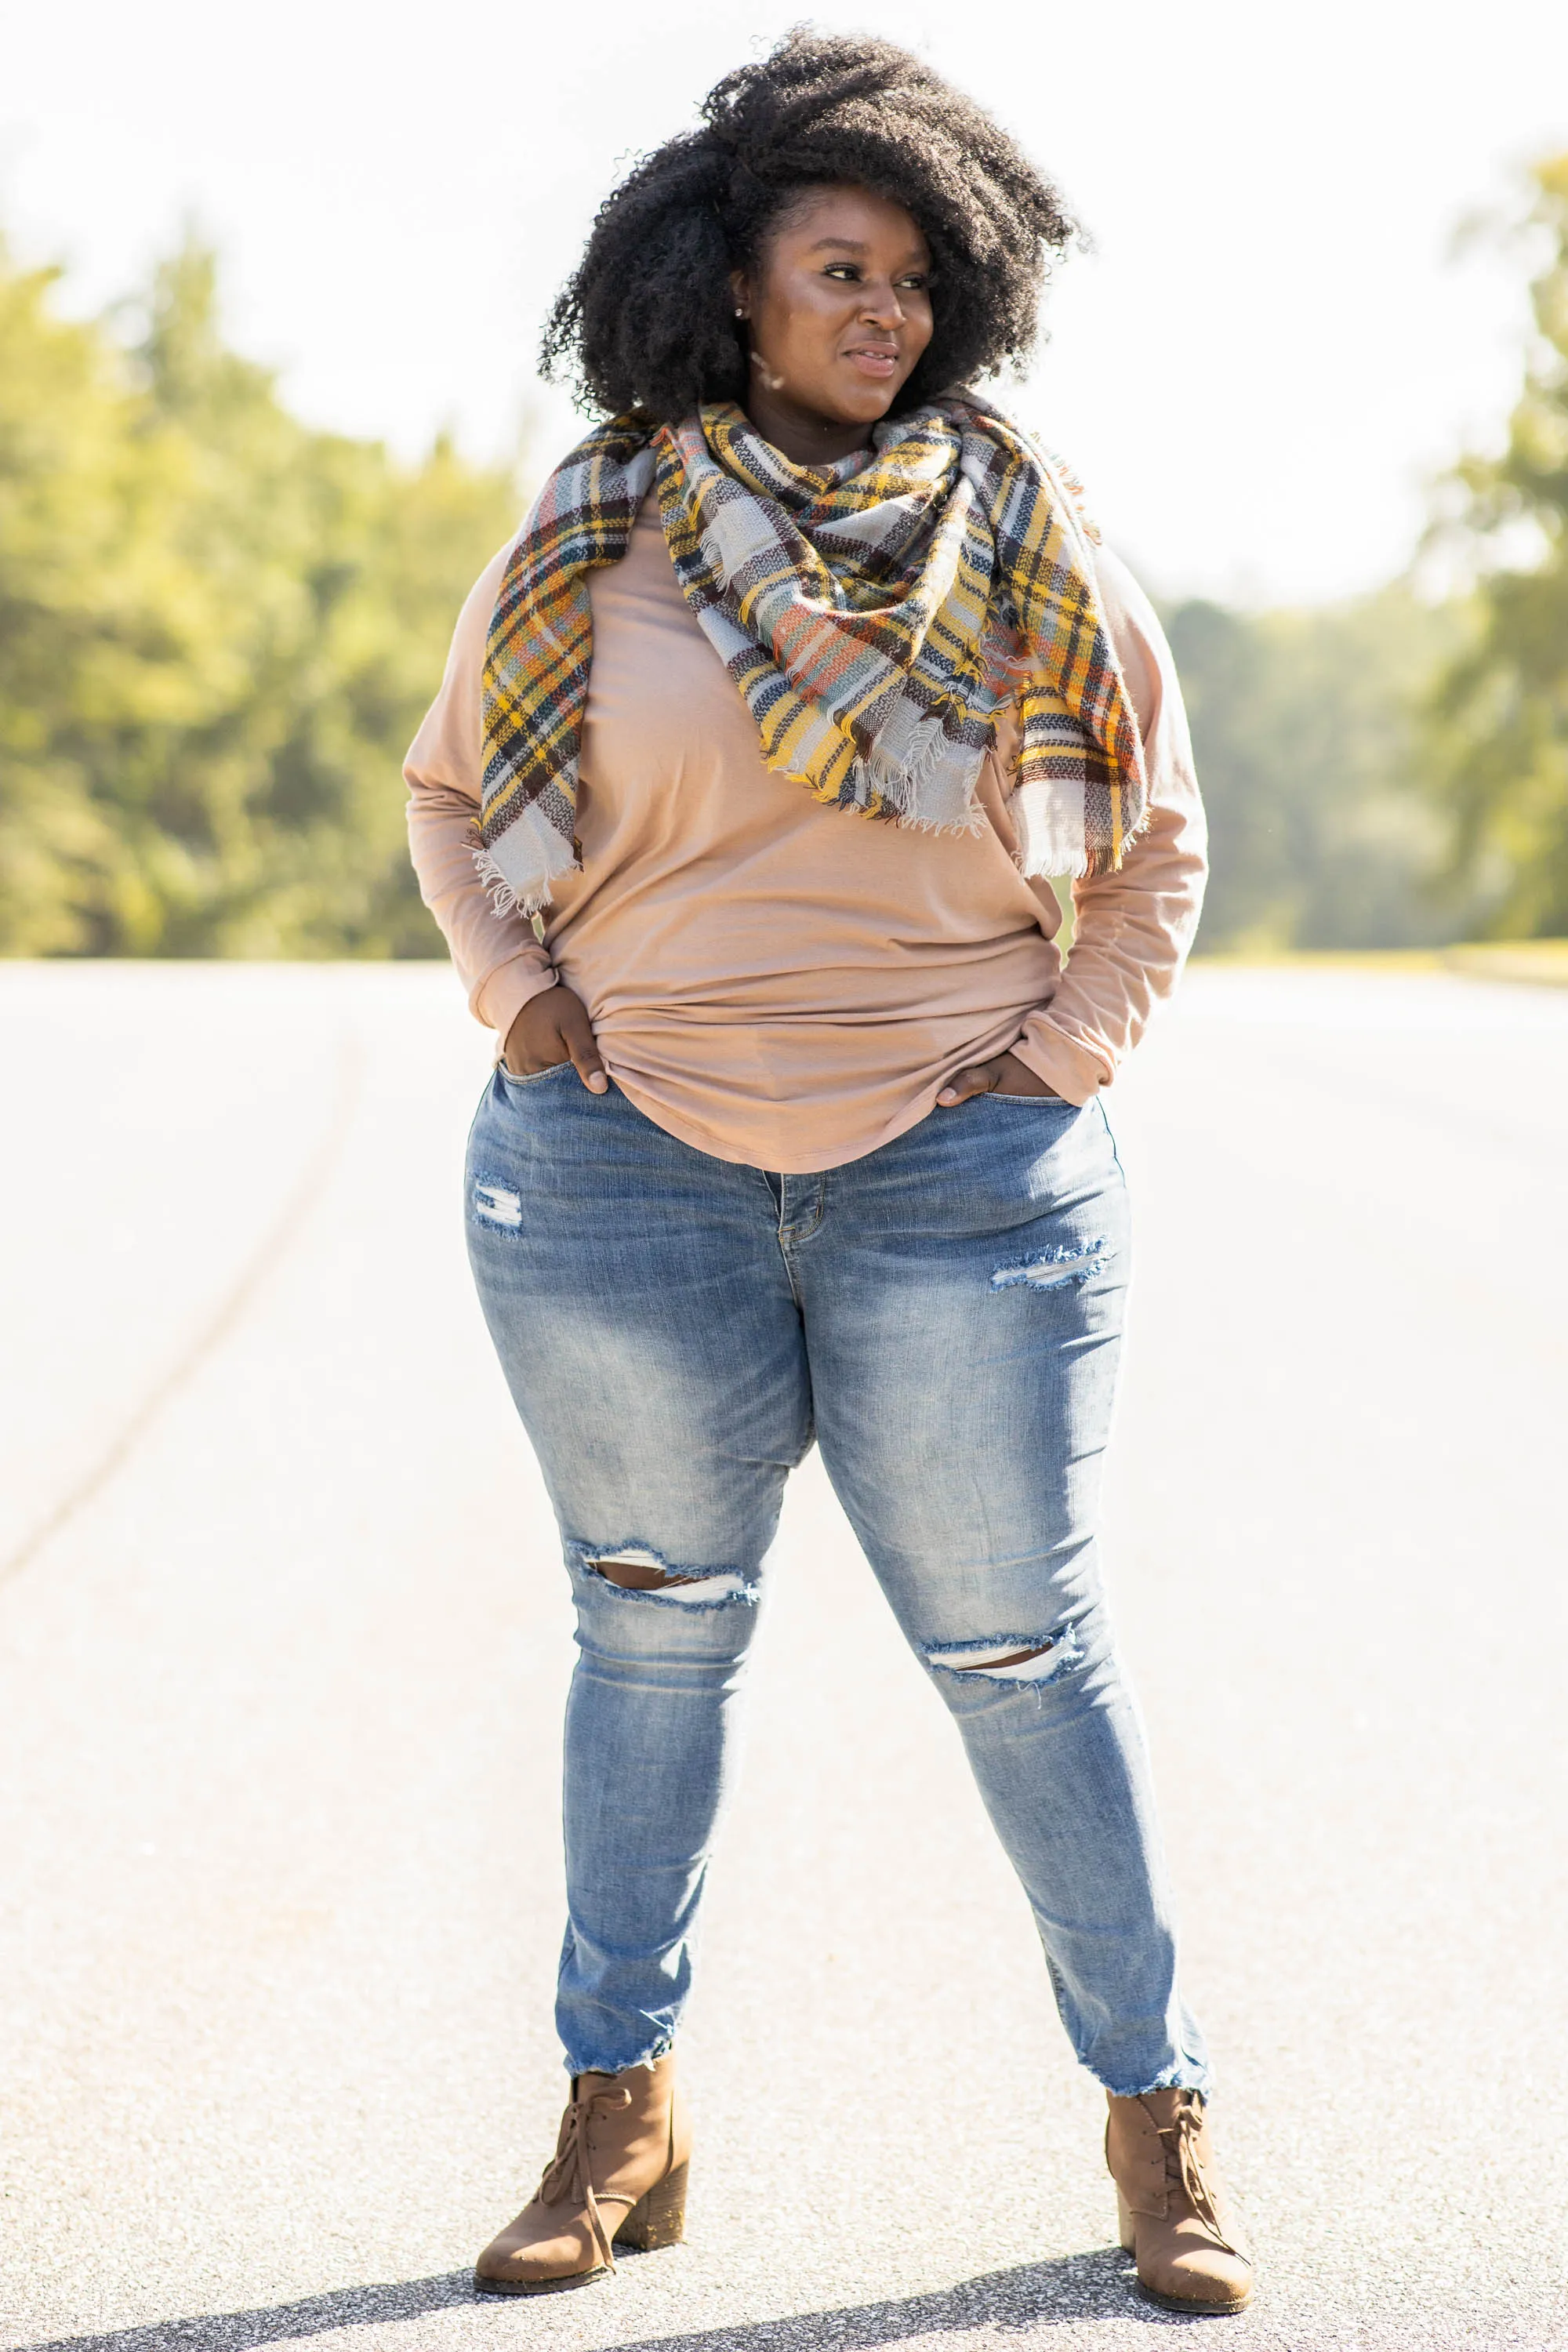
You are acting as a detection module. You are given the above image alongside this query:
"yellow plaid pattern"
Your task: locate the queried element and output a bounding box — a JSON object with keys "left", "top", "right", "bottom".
{"left": 478, "top": 397, "right": 1145, "bottom": 916}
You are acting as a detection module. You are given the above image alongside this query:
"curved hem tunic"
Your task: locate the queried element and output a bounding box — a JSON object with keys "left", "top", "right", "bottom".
{"left": 405, "top": 495, "right": 1207, "bottom": 1175}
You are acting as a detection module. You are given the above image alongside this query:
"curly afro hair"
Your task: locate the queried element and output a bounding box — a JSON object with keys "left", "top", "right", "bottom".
{"left": 540, "top": 31, "right": 1076, "bottom": 423}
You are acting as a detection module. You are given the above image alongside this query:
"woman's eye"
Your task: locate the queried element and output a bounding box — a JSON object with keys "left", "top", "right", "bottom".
{"left": 819, "top": 263, "right": 929, "bottom": 288}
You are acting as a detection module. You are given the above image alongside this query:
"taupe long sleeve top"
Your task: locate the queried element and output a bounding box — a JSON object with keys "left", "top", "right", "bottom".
{"left": 406, "top": 493, "right": 1207, "bottom": 1174}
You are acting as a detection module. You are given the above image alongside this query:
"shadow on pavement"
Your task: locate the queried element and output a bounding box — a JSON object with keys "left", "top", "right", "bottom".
{"left": 15, "top": 2247, "right": 1193, "bottom": 2350}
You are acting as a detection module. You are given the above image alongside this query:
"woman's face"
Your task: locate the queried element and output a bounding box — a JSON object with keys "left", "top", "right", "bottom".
{"left": 731, "top": 184, "right": 935, "bottom": 462}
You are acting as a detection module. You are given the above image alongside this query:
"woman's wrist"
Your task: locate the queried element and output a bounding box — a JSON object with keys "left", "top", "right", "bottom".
{"left": 1006, "top": 1026, "right": 1102, "bottom": 1105}
{"left": 478, "top": 960, "right": 557, "bottom": 1051}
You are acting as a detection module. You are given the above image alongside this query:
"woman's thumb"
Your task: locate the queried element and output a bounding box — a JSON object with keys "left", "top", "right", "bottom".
{"left": 560, "top": 997, "right": 608, "bottom": 1093}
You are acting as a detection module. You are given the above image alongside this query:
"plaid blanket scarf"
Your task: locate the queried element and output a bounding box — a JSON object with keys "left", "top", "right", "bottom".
{"left": 477, "top": 395, "right": 1147, "bottom": 918}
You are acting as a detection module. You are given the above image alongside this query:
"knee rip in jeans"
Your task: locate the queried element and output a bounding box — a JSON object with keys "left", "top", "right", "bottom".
{"left": 989, "top": 1236, "right": 1110, "bottom": 1292}
{"left": 925, "top": 1624, "right": 1084, "bottom": 1684}
{"left": 574, "top": 1541, "right": 757, "bottom": 1609}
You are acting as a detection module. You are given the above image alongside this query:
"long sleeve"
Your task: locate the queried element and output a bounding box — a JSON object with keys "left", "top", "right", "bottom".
{"left": 1007, "top": 547, "right": 1208, "bottom": 1102}
{"left": 405, "top": 543, "right": 557, "bottom": 1049}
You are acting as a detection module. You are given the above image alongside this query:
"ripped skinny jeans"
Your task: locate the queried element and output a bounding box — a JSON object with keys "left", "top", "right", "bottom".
{"left": 465, "top": 1064, "right": 1209, "bottom": 2100}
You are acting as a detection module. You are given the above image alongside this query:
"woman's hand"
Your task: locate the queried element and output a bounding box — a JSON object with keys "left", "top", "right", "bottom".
{"left": 503, "top": 986, "right": 608, "bottom": 1092}
{"left": 937, "top": 1050, "right": 1061, "bottom": 1108}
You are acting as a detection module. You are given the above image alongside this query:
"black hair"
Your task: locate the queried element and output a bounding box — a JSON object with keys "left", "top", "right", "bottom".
{"left": 540, "top": 30, "right": 1076, "bottom": 423}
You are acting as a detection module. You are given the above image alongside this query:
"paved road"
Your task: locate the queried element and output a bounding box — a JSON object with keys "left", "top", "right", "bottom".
{"left": 2, "top": 961, "right": 1565, "bottom": 2352}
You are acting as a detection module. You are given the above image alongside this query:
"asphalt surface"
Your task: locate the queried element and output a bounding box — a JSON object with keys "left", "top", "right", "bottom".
{"left": 2, "top": 960, "right": 1565, "bottom": 2352}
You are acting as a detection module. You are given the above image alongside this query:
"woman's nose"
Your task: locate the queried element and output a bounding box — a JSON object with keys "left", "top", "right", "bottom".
{"left": 859, "top": 281, "right": 905, "bottom": 326}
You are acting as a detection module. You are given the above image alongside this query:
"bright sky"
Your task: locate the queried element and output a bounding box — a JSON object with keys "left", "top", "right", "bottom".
{"left": 4, "top": 0, "right": 1566, "bottom": 604}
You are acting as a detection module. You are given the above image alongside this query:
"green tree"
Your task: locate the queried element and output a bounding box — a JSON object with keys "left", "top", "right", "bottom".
{"left": 1426, "top": 154, "right": 1568, "bottom": 938}
{"left": 1167, "top": 588, "right": 1468, "bottom": 953}
{"left": 0, "top": 241, "right": 185, "bottom": 953}
{"left": 0, "top": 235, "right": 522, "bottom": 956}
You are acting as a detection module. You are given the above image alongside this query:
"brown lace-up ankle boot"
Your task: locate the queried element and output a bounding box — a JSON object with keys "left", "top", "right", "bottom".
{"left": 1105, "top": 2086, "right": 1253, "bottom": 2314}
{"left": 474, "top": 2054, "right": 689, "bottom": 2295}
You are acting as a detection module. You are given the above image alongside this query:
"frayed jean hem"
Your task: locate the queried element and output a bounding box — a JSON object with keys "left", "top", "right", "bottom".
{"left": 1095, "top": 2056, "right": 1214, "bottom": 2101}
{"left": 561, "top": 2034, "right": 675, "bottom": 2081}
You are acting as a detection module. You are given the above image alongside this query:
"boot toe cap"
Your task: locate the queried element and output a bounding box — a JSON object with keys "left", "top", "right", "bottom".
{"left": 474, "top": 2217, "right": 606, "bottom": 2294}
{"left": 1141, "top": 2244, "right": 1254, "bottom": 2314}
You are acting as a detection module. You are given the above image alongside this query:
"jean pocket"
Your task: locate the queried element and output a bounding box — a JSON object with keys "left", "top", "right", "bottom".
{"left": 496, "top": 1058, "right": 575, "bottom": 1089}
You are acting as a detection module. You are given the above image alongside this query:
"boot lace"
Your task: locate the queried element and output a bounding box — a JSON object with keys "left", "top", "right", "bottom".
{"left": 536, "top": 2081, "right": 633, "bottom": 2272}
{"left": 1156, "top": 2092, "right": 1244, "bottom": 2259}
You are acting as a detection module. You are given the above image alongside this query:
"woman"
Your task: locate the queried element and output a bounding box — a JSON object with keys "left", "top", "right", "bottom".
{"left": 407, "top": 32, "right": 1250, "bottom": 2318}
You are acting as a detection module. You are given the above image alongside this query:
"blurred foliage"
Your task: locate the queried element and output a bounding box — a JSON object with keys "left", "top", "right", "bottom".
{"left": 0, "top": 236, "right": 521, "bottom": 956}
{"left": 1166, "top": 588, "right": 1476, "bottom": 953}
{"left": 1421, "top": 153, "right": 1568, "bottom": 938}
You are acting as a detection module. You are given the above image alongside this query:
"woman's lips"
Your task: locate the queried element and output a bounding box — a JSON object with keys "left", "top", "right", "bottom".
{"left": 844, "top": 347, "right": 898, "bottom": 378}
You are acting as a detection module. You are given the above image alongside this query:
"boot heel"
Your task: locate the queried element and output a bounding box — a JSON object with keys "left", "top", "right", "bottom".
{"left": 614, "top": 2160, "right": 688, "bottom": 2252}
{"left": 1116, "top": 2187, "right": 1136, "bottom": 2254}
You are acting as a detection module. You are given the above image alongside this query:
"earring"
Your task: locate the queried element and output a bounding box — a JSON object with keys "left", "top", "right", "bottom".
{"left": 735, "top": 307, "right": 746, "bottom": 318}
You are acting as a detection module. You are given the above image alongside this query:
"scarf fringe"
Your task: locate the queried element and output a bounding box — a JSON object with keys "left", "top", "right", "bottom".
{"left": 856, "top": 682, "right": 993, "bottom": 832}
{"left": 471, "top": 850, "right": 536, "bottom": 922}
{"left": 893, "top": 804, "right": 992, "bottom": 842}
{"left": 479, "top": 809, "right": 583, "bottom": 917}
{"left": 1011, "top": 778, "right": 1157, "bottom": 884}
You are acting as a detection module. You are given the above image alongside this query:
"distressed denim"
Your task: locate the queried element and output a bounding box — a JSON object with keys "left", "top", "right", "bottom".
{"left": 465, "top": 1064, "right": 1210, "bottom": 2099}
